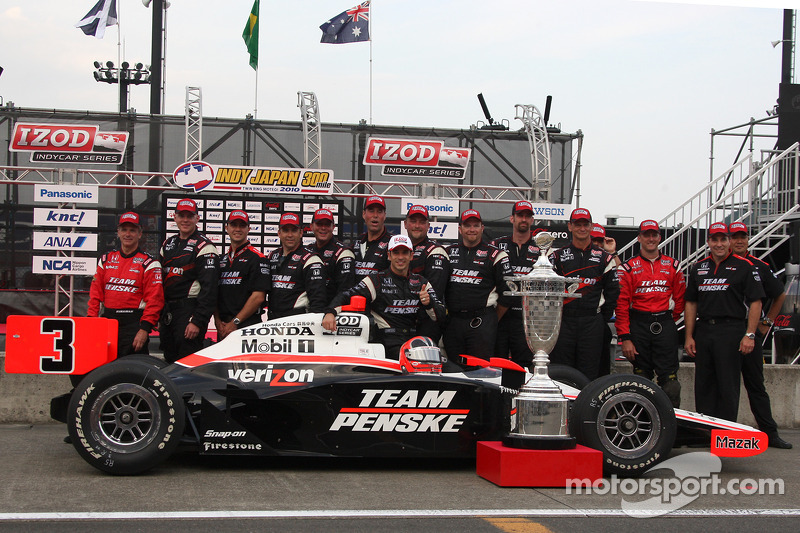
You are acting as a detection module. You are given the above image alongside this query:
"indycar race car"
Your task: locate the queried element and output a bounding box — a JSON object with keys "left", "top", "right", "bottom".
{"left": 5, "top": 307, "right": 767, "bottom": 476}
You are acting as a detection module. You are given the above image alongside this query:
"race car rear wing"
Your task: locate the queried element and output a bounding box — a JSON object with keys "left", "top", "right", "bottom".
{"left": 4, "top": 315, "right": 118, "bottom": 375}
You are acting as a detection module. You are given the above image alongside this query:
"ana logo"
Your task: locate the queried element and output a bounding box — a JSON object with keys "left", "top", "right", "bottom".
{"left": 173, "top": 161, "right": 214, "bottom": 192}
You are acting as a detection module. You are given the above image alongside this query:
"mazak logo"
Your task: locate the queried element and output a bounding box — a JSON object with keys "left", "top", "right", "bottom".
{"left": 329, "top": 389, "right": 469, "bottom": 433}
{"left": 11, "top": 123, "right": 128, "bottom": 164}
{"left": 227, "top": 364, "right": 314, "bottom": 386}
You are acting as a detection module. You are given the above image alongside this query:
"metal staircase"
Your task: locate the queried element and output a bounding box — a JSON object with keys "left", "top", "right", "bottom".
{"left": 618, "top": 142, "right": 800, "bottom": 271}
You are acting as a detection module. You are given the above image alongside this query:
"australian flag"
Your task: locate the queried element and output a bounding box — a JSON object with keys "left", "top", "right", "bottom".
{"left": 75, "top": 0, "right": 118, "bottom": 39}
{"left": 320, "top": 1, "right": 370, "bottom": 44}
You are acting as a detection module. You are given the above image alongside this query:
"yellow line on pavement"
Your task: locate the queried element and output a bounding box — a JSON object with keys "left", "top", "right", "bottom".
{"left": 482, "top": 516, "right": 555, "bottom": 533}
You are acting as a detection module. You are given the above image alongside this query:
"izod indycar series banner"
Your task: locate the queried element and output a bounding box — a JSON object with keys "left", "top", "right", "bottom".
{"left": 10, "top": 123, "right": 129, "bottom": 164}
{"left": 173, "top": 161, "right": 334, "bottom": 195}
{"left": 363, "top": 137, "right": 470, "bottom": 180}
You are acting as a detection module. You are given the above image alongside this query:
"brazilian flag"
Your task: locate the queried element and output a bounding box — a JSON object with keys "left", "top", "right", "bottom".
{"left": 242, "top": 0, "right": 259, "bottom": 70}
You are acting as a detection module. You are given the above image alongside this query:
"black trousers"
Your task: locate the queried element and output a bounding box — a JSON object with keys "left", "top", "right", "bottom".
{"left": 160, "top": 302, "right": 207, "bottom": 364}
{"left": 742, "top": 334, "right": 779, "bottom": 436}
{"left": 630, "top": 315, "right": 679, "bottom": 383}
{"left": 694, "top": 320, "right": 744, "bottom": 422}
{"left": 494, "top": 312, "right": 533, "bottom": 368}
{"left": 443, "top": 309, "right": 498, "bottom": 363}
{"left": 550, "top": 313, "right": 604, "bottom": 381}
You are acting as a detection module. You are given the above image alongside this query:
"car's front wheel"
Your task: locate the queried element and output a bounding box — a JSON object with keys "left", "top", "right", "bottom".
{"left": 568, "top": 374, "right": 676, "bottom": 477}
{"left": 67, "top": 359, "right": 185, "bottom": 475}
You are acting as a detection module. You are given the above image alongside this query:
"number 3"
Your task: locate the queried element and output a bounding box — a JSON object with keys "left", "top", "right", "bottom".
{"left": 40, "top": 318, "right": 75, "bottom": 373}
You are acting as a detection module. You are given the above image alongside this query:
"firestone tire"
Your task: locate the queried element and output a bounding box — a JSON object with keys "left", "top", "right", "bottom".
{"left": 568, "top": 374, "right": 676, "bottom": 477}
{"left": 67, "top": 359, "right": 185, "bottom": 475}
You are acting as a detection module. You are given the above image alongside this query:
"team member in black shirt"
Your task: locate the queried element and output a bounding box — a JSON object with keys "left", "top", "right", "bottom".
{"left": 160, "top": 198, "right": 219, "bottom": 363}
{"left": 215, "top": 210, "right": 270, "bottom": 340}
{"left": 684, "top": 222, "right": 764, "bottom": 422}
{"left": 729, "top": 221, "right": 792, "bottom": 448}
{"left": 549, "top": 208, "right": 619, "bottom": 380}
{"left": 353, "top": 195, "right": 393, "bottom": 281}
{"left": 306, "top": 208, "right": 355, "bottom": 305}
{"left": 266, "top": 213, "right": 326, "bottom": 319}
{"left": 324, "top": 234, "right": 444, "bottom": 360}
{"left": 444, "top": 209, "right": 513, "bottom": 362}
{"left": 490, "top": 200, "right": 541, "bottom": 369}
{"left": 404, "top": 204, "right": 449, "bottom": 342}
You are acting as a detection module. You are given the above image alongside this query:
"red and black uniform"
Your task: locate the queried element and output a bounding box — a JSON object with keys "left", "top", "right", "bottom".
{"left": 549, "top": 242, "right": 619, "bottom": 380}
{"left": 88, "top": 248, "right": 164, "bottom": 357}
{"left": 741, "top": 252, "right": 785, "bottom": 438}
{"left": 617, "top": 253, "right": 685, "bottom": 404}
{"left": 305, "top": 238, "right": 356, "bottom": 305}
{"left": 685, "top": 252, "right": 765, "bottom": 421}
{"left": 353, "top": 228, "right": 393, "bottom": 282}
{"left": 409, "top": 236, "right": 450, "bottom": 342}
{"left": 327, "top": 269, "right": 445, "bottom": 360}
{"left": 217, "top": 241, "right": 270, "bottom": 328}
{"left": 490, "top": 235, "right": 541, "bottom": 367}
{"left": 443, "top": 241, "right": 513, "bottom": 362}
{"left": 160, "top": 231, "right": 219, "bottom": 363}
{"left": 266, "top": 247, "right": 327, "bottom": 319}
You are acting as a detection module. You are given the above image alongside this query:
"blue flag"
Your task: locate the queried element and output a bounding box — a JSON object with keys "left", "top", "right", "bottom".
{"left": 320, "top": 1, "right": 370, "bottom": 44}
{"left": 75, "top": 0, "right": 118, "bottom": 39}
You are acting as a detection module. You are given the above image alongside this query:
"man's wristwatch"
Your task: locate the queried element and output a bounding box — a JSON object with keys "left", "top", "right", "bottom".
{"left": 744, "top": 332, "right": 756, "bottom": 340}
{"left": 233, "top": 317, "right": 241, "bottom": 327}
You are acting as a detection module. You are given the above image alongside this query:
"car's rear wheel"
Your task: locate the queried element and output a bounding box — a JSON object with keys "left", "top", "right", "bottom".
{"left": 67, "top": 359, "right": 184, "bottom": 475}
{"left": 568, "top": 374, "right": 676, "bottom": 477}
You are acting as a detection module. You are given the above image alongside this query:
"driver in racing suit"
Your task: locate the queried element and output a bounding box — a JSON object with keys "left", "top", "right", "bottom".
{"left": 266, "top": 213, "right": 327, "bottom": 319}
{"left": 323, "top": 235, "right": 445, "bottom": 360}
{"left": 549, "top": 208, "right": 619, "bottom": 380}
{"left": 616, "top": 220, "right": 685, "bottom": 407}
{"left": 444, "top": 209, "right": 513, "bottom": 363}
{"left": 160, "top": 198, "right": 220, "bottom": 364}
{"left": 88, "top": 211, "right": 164, "bottom": 358}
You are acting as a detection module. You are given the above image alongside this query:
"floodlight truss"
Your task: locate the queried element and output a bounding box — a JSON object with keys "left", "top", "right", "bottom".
{"left": 298, "top": 91, "right": 322, "bottom": 168}
{"left": 515, "top": 104, "right": 552, "bottom": 203}
{"left": 185, "top": 86, "right": 203, "bottom": 161}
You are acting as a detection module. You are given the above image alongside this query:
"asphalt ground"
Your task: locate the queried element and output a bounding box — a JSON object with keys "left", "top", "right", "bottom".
{"left": 0, "top": 425, "right": 798, "bottom": 532}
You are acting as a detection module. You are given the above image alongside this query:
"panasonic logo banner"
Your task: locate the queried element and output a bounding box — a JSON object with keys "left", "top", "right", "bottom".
{"left": 400, "top": 197, "right": 459, "bottom": 219}
{"left": 33, "top": 208, "right": 98, "bottom": 228}
{"left": 34, "top": 184, "right": 99, "bottom": 205}
{"left": 32, "top": 256, "right": 97, "bottom": 276}
{"left": 33, "top": 232, "right": 98, "bottom": 251}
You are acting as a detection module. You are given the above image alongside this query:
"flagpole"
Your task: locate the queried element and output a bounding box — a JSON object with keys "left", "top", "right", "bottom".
{"left": 117, "top": 0, "right": 122, "bottom": 113}
{"left": 369, "top": 1, "right": 373, "bottom": 125}
{"left": 254, "top": 67, "right": 258, "bottom": 119}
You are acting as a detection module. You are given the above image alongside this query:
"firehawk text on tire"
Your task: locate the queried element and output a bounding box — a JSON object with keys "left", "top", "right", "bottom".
{"left": 67, "top": 359, "right": 185, "bottom": 475}
{"left": 568, "top": 374, "right": 677, "bottom": 477}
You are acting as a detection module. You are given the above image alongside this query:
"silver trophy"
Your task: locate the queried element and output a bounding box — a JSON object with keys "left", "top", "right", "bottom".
{"left": 502, "top": 231, "right": 579, "bottom": 449}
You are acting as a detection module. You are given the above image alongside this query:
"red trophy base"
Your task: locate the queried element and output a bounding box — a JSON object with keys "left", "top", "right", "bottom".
{"left": 476, "top": 441, "right": 604, "bottom": 487}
